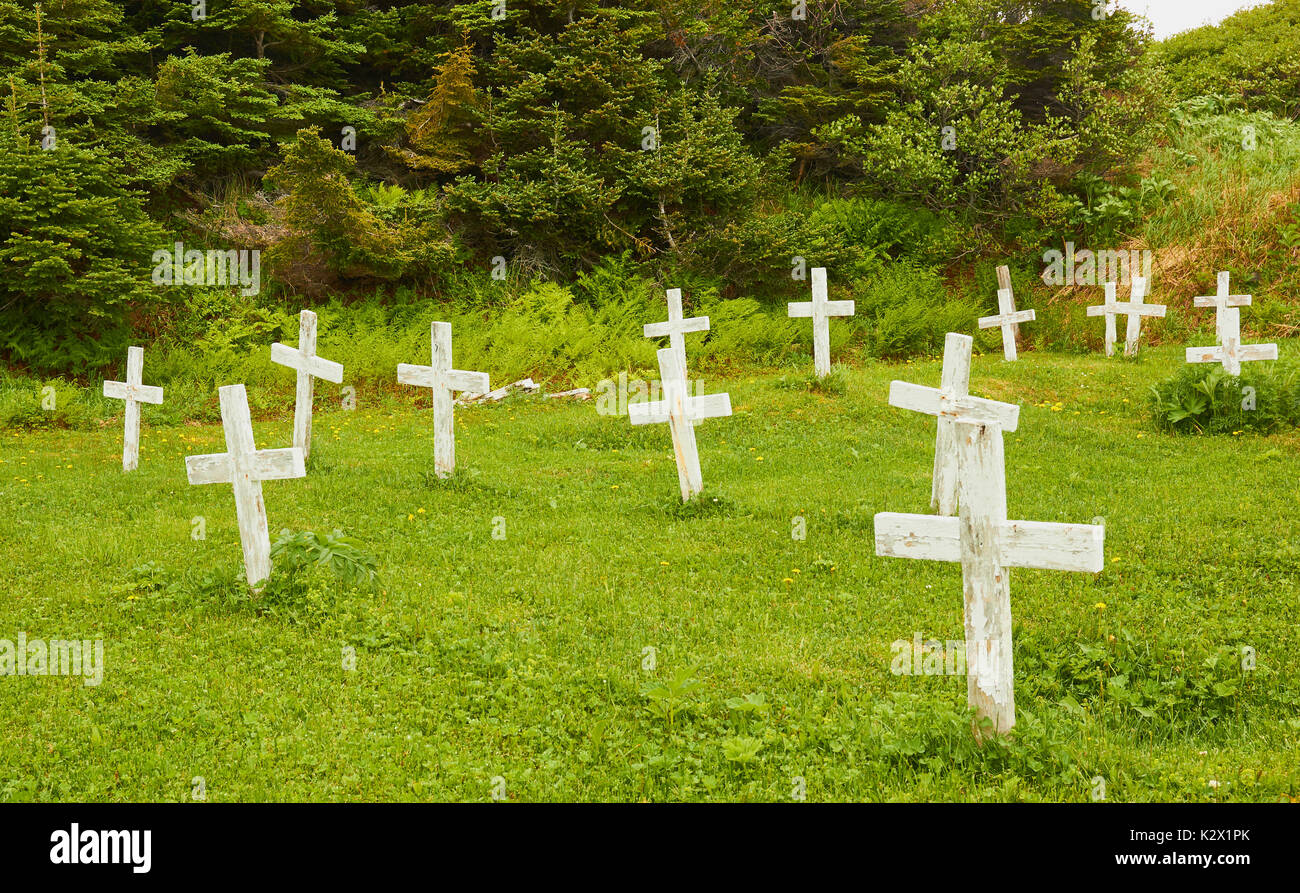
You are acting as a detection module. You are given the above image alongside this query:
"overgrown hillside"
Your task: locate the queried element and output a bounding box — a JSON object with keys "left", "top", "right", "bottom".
{"left": 2, "top": 1, "right": 1299, "bottom": 418}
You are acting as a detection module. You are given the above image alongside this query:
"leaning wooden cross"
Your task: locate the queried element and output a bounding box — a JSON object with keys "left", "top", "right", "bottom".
{"left": 629, "top": 346, "right": 731, "bottom": 501}
{"left": 102, "top": 346, "right": 164, "bottom": 472}
{"left": 889, "top": 333, "right": 1019, "bottom": 516}
{"left": 645, "top": 288, "right": 709, "bottom": 424}
{"left": 788, "top": 267, "right": 854, "bottom": 376}
{"left": 978, "top": 265, "right": 1034, "bottom": 361}
{"left": 1087, "top": 276, "right": 1164, "bottom": 357}
{"left": 185, "top": 384, "right": 305, "bottom": 587}
{"left": 1186, "top": 272, "right": 1277, "bottom": 375}
{"left": 398, "top": 321, "right": 489, "bottom": 478}
{"left": 874, "top": 417, "right": 1104, "bottom": 738}
{"left": 271, "top": 309, "right": 343, "bottom": 461}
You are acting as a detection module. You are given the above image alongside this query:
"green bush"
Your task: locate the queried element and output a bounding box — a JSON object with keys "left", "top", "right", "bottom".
{"left": 1149, "top": 360, "right": 1300, "bottom": 434}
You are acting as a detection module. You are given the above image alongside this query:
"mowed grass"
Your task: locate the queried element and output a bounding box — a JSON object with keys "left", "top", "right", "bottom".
{"left": 1, "top": 344, "right": 1298, "bottom": 802}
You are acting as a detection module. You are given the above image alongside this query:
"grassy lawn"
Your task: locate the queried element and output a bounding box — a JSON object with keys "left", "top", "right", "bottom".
{"left": 1, "top": 344, "right": 1298, "bottom": 802}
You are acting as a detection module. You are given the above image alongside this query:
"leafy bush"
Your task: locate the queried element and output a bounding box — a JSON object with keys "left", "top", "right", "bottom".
{"left": 1148, "top": 360, "right": 1300, "bottom": 434}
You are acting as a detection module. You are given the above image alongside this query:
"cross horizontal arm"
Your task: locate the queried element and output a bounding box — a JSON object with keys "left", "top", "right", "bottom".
{"left": 787, "top": 301, "right": 854, "bottom": 318}
{"left": 252, "top": 447, "right": 306, "bottom": 481}
{"left": 644, "top": 317, "right": 709, "bottom": 338}
{"left": 307, "top": 356, "right": 344, "bottom": 383}
{"left": 628, "top": 392, "right": 731, "bottom": 426}
{"left": 185, "top": 453, "right": 234, "bottom": 485}
{"left": 874, "top": 513, "right": 1104, "bottom": 572}
{"left": 979, "top": 309, "right": 1035, "bottom": 328}
{"left": 1085, "top": 304, "right": 1114, "bottom": 316}
{"left": 689, "top": 392, "right": 732, "bottom": 421}
{"left": 1194, "top": 295, "right": 1251, "bottom": 308}
{"left": 447, "top": 370, "right": 490, "bottom": 394}
{"left": 1111, "top": 301, "right": 1167, "bottom": 317}
{"left": 397, "top": 363, "right": 435, "bottom": 388}
{"left": 889, "top": 381, "right": 1019, "bottom": 431}
{"left": 102, "top": 380, "right": 127, "bottom": 401}
{"left": 628, "top": 399, "right": 667, "bottom": 426}
{"left": 270, "top": 342, "right": 302, "bottom": 370}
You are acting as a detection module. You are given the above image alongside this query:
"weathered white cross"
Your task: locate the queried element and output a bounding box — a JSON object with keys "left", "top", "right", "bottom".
{"left": 645, "top": 287, "right": 709, "bottom": 362}
{"left": 102, "top": 345, "right": 164, "bottom": 472}
{"left": 978, "top": 265, "right": 1035, "bottom": 361}
{"left": 397, "top": 321, "right": 489, "bottom": 478}
{"left": 889, "top": 333, "right": 1019, "bottom": 516}
{"left": 271, "top": 309, "right": 343, "bottom": 462}
{"left": 628, "top": 346, "right": 731, "bottom": 501}
{"left": 185, "top": 384, "right": 305, "bottom": 587}
{"left": 1086, "top": 276, "right": 1165, "bottom": 357}
{"left": 645, "top": 288, "right": 710, "bottom": 425}
{"left": 1186, "top": 274, "right": 1276, "bottom": 375}
{"left": 874, "top": 417, "right": 1104, "bottom": 738}
{"left": 1194, "top": 271, "right": 1252, "bottom": 344}
{"left": 788, "top": 267, "right": 855, "bottom": 376}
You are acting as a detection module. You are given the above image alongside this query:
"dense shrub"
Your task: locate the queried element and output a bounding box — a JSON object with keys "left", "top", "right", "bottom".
{"left": 1149, "top": 360, "right": 1300, "bottom": 434}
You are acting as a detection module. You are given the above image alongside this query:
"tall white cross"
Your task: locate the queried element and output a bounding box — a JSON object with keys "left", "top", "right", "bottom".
{"left": 1087, "top": 276, "right": 1164, "bottom": 357}
{"left": 1194, "top": 271, "right": 1252, "bottom": 344}
{"left": 1186, "top": 274, "right": 1276, "bottom": 375}
{"left": 185, "top": 384, "right": 305, "bottom": 587}
{"left": 874, "top": 417, "right": 1104, "bottom": 738}
{"left": 788, "top": 267, "right": 854, "bottom": 376}
{"left": 271, "top": 310, "right": 343, "bottom": 462}
{"left": 102, "top": 345, "right": 164, "bottom": 472}
{"left": 398, "top": 321, "right": 489, "bottom": 478}
{"left": 629, "top": 346, "right": 731, "bottom": 501}
{"left": 889, "top": 333, "right": 1019, "bottom": 516}
{"left": 978, "top": 265, "right": 1034, "bottom": 361}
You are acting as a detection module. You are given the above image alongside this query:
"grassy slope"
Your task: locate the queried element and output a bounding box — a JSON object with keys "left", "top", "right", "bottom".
{"left": 1, "top": 346, "right": 1297, "bottom": 802}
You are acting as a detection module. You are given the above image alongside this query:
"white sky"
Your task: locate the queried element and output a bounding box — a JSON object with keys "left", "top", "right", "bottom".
{"left": 1116, "top": 0, "right": 1271, "bottom": 39}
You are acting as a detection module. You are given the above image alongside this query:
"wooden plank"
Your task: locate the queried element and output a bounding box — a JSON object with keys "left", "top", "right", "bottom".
{"left": 251, "top": 447, "right": 306, "bottom": 481}
{"left": 931, "top": 332, "right": 971, "bottom": 515}
{"left": 873, "top": 512, "right": 961, "bottom": 562}
{"left": 999, "top": 520, "right": 1104, "bottom": 573}
{"left": 185, "top": 453, "right": 233, "bottom": 485}
{"left": 396, "top": 363, "right": 434, "bottom": 388}
{"left": 955, "top": 419, "right": 1014, "bottom": 739}
{"left": 890, "top": 381, "right": 1020, "bottom": 431}
{"left": 431, "top": 321, "right": 457, "bottom": 478}
{"left": 659, "top": 347, "right": 703, "bottom": 500}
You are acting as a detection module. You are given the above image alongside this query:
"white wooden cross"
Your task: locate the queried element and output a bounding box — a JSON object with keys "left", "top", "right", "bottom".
{"left": 185, "top": 384, "right": 305, "bottom": 587}
{"left": 978, "top": 265, "right": 1034, "bottom": 361}
{"left": 1194, "top": 271, "right": 1253, "bottom": 344}
{"left": 1087, "top": 276, "right": 1164, "bottom": 357}
{"left": 889, "top": 333, "right": 1019, "bottom": 516}
{"left": 1186, "top": 274, "right": 1276, "bottom": 375}
{"left": 102, "top": 345, "right": 164, "bottom": 472}
{"left": 629, "top": 346, "right": 731, "bottom": 501}
{"left": 874, "top": 417, "right": 1104, "bottom": 738}
{"left": 398, "top": 321, "right": 489, "bottom": 478}
{"left": 788, "top": 267, "right": 854, "bottom": 376}
{"left": 271, "top": 309, "right": 343, "bottom": 462}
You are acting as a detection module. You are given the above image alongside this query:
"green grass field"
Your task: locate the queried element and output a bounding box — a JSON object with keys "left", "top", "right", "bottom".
{"left": 2, "top": 345, "right": 1298, "bottom": 802}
